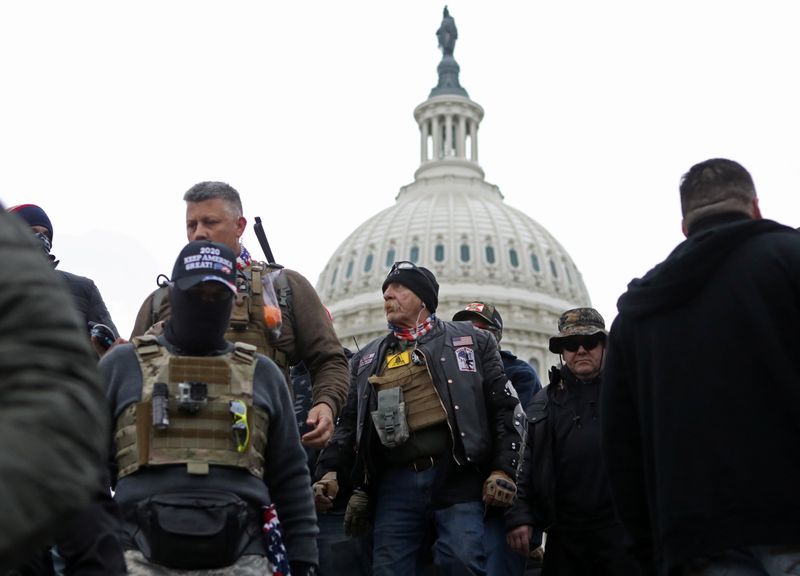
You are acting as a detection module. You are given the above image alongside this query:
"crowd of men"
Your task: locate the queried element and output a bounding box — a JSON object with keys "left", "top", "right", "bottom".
{"left": 0, "top": 157, "right": 798, "bottom": 576}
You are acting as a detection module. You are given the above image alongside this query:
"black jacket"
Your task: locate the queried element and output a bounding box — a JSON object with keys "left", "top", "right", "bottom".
{"left": 602, "top": 214, "right": 800, "bottom": 573}
{"left": 507, "top": 366, "right": 617, "bottom": 533}
{"left": 318, "top": 319, "right": 525, "bottom": 490}
{"left": 57, "top": 269, "right": 118, "bottom": 338}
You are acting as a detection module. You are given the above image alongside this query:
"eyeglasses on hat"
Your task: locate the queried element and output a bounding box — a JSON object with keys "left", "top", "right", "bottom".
{"left": 389, "top": 260, "right": 420, "bottom": 273}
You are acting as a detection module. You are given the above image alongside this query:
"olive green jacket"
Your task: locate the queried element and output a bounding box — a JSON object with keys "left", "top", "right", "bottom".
{"left": 0, "top": 210, "right": 110, "bottom": 571}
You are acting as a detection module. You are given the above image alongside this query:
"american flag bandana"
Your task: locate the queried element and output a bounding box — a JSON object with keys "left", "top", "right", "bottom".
{"left": 236, "top": 244, "right": 253, "bottom": 292}
{"left": 263, "top": 504, "right": 291, "bottom": 576}
{"left": 389, "top": 314, "right": 437, "bottom": 341}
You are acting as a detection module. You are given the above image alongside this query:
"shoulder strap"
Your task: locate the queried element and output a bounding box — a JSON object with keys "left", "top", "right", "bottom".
{"left": 232, "top": 341, "right": 257, "bottom": 365}
{"left": 273, "top": 269, "right": 292, "bottom": 308}
{"left": 150, "top": 286, "right": 169, "bottom": 327}
{"left": 132, "top": 334, "right": 161, "bottom": 359}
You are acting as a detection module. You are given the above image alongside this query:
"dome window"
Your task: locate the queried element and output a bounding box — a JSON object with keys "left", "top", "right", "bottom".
{"left": 364, "top": 253, "right": 374, "bottom": 273}
{"left": 509, "top": 248, "right": 519, "bottom": 268}
{"left": 385, "top": 248, "right": 396, "bottom": 268}
{"left": 549, "top": 259, "right": 559, "bottom": 278}
{"left": 565, "top": 265, "right": 572, "bottom": 284}
{"left": 346, "top": 260, "right": 354, "bottom": 279}
{"left": 330, "top": 267, "right": 338, "bottom": 286}
{"left": 485, "top": 245, "right": 496, "bottom": 264}
{"left": 435, "top": 244, "right": 445, "bottom": 262}
{"left": 531, "top": 254, "right": 541, "bottom": 273}
{"left": 410, "top": 246, "right": 420, "bottom": 263}
{"left": 460, "top": 244, "right": 470, "bottom": 262}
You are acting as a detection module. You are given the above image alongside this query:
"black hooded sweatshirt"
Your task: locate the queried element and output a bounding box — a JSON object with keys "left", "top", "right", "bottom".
{"left": 601, "top": 213, "right": 800, "bottom": 575}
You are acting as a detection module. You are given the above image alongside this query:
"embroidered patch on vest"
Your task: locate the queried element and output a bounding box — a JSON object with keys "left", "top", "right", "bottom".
{"left": 452, "top": 335, "right": 473, "bottom": 347}
{"left": 359, "top": 352, "right": 376, "bottom": 369}
{"left": 455, "top": 346, "right": 476, "bottom": 372}
{"left": 386, "top": 351, "right": 411, "bottom": 369}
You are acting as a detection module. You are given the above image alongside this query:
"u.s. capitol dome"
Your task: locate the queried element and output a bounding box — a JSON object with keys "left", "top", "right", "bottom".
{"left": 316, "top": 10, "right": 590, "bottom": 373}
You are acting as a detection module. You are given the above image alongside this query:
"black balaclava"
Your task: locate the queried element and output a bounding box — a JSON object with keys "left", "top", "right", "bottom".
{"left": 164, "top": 286, "right": 232, "bottom": 355}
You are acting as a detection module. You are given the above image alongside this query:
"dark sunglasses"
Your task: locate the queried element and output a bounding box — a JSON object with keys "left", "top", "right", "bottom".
{"left": 561, "top": 334, "right": 604, "bottom": 353}
{"left": 187, "top": 284, "right": 233, "bottom": 303}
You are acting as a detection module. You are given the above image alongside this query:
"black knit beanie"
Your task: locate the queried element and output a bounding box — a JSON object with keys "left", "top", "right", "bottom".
{"left": 9, "top": 204, "right": 53, "bottom": 241}
{"left": 382, "top": 265, "right": 439, "bottom": 313}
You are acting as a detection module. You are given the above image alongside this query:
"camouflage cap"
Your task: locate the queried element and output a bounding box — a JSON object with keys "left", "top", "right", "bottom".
{"left": 548, "top": 307, "right": 607, "bottom": 353}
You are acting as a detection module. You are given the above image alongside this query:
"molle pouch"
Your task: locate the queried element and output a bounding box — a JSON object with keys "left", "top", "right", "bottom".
{"left": 135, "top": 491, "right": 249, "bottom": 570}
{"left": 370, "top": 387, "right": 410, "bottom": 448}
{"left": 260, "top": 269, "right": 283, "bottom": 340}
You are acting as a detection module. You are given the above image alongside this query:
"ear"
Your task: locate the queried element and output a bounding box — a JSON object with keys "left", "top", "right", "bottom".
{"left": 236, "top": 215, "right": 247, "bottom": 238}
{"left": 751, "top": 197, "right": 762, "bottom": 220}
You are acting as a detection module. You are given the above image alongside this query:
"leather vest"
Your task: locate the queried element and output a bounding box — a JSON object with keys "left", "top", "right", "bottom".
{"left": 115, "top": 336, "right": 268, "bottom": 479}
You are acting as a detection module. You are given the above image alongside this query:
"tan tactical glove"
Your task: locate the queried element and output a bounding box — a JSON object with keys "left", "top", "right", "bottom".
{"left": 482, "top": 470, "right": 517, "bottom": 507}
{"left": 343, "top": 489, "right": 372, "bottom": 537}
{"left": 312, "top": 472, "right": 339, "bottom": 512}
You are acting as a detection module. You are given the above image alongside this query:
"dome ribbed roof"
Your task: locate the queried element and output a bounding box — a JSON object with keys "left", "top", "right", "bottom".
{"left": 317, "top": 176, "right": 589, "bottom": 309}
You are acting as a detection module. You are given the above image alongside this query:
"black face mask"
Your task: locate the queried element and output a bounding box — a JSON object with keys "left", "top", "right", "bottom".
{"left": 164, "top": 287, "right": 232, "bottom": 355}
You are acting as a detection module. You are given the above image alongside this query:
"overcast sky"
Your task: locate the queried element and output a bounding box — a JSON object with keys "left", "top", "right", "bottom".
{"left": 2, "top": 2, "right": 799, "bottom": 339}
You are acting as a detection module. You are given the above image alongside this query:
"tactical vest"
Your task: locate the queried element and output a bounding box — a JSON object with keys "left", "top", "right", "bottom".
{"left": 368, "top": 350, "right": 447, "bottom": 432}
{"left": 226, "top": 262, "right": 290, "bottom": 377}
{"left": 115, "top": 336, "right": 269, "bottom": 479}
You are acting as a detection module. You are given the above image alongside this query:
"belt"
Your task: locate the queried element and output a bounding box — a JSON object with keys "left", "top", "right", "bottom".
{"left": 406, "top": 456, "right": 437, "bottom": 472}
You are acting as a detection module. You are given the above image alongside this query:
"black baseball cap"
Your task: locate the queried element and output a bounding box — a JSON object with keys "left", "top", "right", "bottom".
{"left": 171, "top": 240, "right": 237, "bottom": 293}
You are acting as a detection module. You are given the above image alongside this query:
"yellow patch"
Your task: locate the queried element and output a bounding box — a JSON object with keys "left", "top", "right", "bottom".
{"left": 386, "top": 351, "right": 411, "bottom": 368}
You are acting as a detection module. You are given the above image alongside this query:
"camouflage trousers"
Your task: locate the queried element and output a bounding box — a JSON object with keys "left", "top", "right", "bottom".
{"left": 124, "top": 550, "right": 273, "bottom": 575}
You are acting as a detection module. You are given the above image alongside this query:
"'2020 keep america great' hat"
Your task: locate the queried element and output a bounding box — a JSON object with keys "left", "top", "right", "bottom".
{"left": 170, "top": 240, "right": 237, "bottom": 294}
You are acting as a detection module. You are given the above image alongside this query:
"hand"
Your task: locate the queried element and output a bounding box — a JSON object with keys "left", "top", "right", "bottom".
{"left": 482, "top": 470, "right": 517, "bottom": 507}
{"left": 343, "top": 489, "right": 371, "bottom": 537}
{"left": 506, "top": 524, "right": 533, "bottom": 556}
{"left": 302, "top": 402, "right": 334, "bottom": 448}
{"left": 312, "top": 471, "right": 339, "bottom": 512}
{"left": 91, "top": 336, "right": 127, "bottom": 357}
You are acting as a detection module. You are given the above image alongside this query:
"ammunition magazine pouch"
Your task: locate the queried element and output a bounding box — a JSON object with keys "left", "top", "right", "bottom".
{"left": 134, "top": 491, "right": 251, "bottom": 570}
{"left": 226, "top": 263, "right": 290, "bottom": 376}
{"left": 370, "top": 387, "right": 410, "bottom": 448}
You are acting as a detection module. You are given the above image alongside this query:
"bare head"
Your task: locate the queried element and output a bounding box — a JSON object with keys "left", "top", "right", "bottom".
{"left": 183, "top": 181, "right": 246, "bottom": 256}
{"left": 680, "top": 158, "right": 760, "bottom": 236}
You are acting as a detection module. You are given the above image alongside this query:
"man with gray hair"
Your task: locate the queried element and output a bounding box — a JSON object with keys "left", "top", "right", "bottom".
{"left": 131, "top": 181, "right": 349, "bottom": 449}
{"left": 602, "top": 158, "right": 800, "bottom": 575}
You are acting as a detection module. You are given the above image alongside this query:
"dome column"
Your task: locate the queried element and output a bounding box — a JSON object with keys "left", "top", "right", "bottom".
{"left": 420, "top": 119, "right": 430, "bottom": 162}
{"left": 457, "top": 115, "right": 466, "bottom": 158}
{"left": 470, "top": 119, "right": 478, "bottom": 162}
{"left": 445, "top": 114, "right": 453, "bottom": 157}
